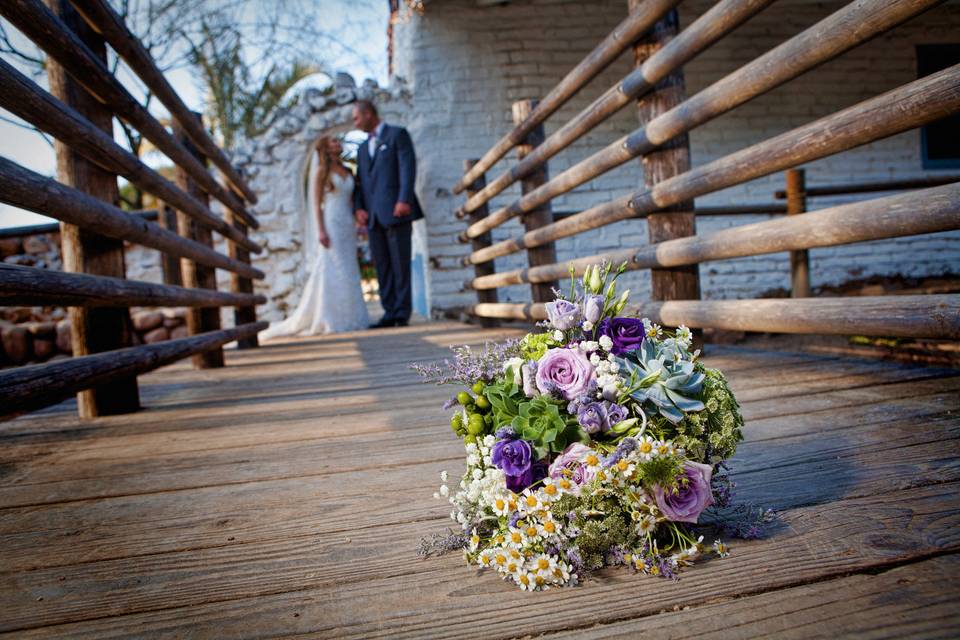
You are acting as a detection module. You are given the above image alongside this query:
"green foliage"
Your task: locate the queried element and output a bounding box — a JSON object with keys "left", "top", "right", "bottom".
{"left": 482, "top": 377, "right": 525, "bottom": 429}
{"left": 519, "top": 332, "right": 555, "bottom": 361}
{"left": 633, "top": 455, "right": 685, "bottom": 492}
{"left": 511, "top": 396, "right": 589, "bottom": 459}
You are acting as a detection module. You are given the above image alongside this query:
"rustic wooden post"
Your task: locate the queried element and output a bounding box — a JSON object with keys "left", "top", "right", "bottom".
{"left": 785, "top": 168, "right": 811, "bottom": 298}
{"left": 630, "top": 5, "right": 701, "bottom": 335}
{"left": 174, "top": 112, "right": 224, "bottom": 368}
{"left": 463, "top": 159, "right": 500, "bottom": 328}
{"left": 512, "top": 99, "right": 559, "bottom": 303}
{"left": 46, "top": 0, "right": 139, "bottom": 417}
{"left": 225, "top": 185, "right": 259, "bottom": 348}
{"left": 155, "top": 202, "right": 183, "bottom": 286}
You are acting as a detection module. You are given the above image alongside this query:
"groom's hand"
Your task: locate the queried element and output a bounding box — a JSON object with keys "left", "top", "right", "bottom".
{"left": 393, "top": 201, "right": 411, "bottom": 218}
{"left": 355, "top": 209, "right": 369, "bottom": 225}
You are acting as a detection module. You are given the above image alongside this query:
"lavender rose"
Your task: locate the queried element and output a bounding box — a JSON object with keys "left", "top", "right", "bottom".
{"left": 548, "top": 443, "right": 597, "bottom": 487}
{"left": 584, "top": 295, "right": 605, "bottom": 324}
{"left": 577, "top": 401, "right": 608, "bottom": 435}
{"left": 545, "top": 299, "right": 581, "bottom": 331}
{"left": 535, "top": 348, "right": 595, "bottom": 400}
{"left": 597, "top": 317, "right": 645, "bottom": 355}
{"left": 653, "top": 461, "right": 715, "bottom": 523}
{"left": 491, "top": 437, "right": 533, "bottom": 477}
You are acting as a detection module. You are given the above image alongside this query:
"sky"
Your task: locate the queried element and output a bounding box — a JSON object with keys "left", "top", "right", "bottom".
{"left": 0, "top": 0, "right": 390, "bottom": 229}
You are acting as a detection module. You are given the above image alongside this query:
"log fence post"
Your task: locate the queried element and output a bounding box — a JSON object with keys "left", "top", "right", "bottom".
{"left": 463, "top": 159, "right": 499, "bottom": 328}
{"left": 155, "top": 201, "right": 183, "bottom": 286}
{"left": 225, "top": 184, "right": 259, "bottom": 349}
{"left": 46, "top": 0, "right": 139, "bottom": 417}
{"left": 174, "top": 112, "right": 224, "bottom": 368}
{"left": 785, "top": 168, "right": 811, "bottom": 297}
{"left": 512, "top": 99, "right": 559, "bottom": 303}
{"left": 630, "top": 4, "right": 701, "bottom": 341}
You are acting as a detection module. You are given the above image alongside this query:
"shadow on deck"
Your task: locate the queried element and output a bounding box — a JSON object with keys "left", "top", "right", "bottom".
{"left": 0, "top": 321, "right": 957, "bottom": 638}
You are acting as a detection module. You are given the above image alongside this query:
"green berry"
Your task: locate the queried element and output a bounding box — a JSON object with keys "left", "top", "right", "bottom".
{"left": 456, "top": 391, "right": 473, "bottom": 406}
{"left": 474, "top": 396, "right": 490, "bottom": 411}
{"left": 464, "top": 434, "right": 478, "bottom": 445}
{"left": 472, "top": 380, "right": 486, "bottom": 394}
{"left": 466, "top": 420, "right": 484, "bottom": 436}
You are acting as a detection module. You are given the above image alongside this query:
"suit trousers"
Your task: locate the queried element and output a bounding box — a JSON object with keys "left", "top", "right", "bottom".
{"left": 368, "top": 219, "right": 412, "bottom": 322}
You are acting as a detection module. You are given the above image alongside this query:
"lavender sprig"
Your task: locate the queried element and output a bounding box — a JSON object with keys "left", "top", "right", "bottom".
{"left": 411, "top": 339, "right": 522, "bottom": 386}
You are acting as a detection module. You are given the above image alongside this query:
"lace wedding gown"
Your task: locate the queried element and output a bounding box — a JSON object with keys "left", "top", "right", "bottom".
{"left": 260, "top": 165, "right": 369, "bottom": 339}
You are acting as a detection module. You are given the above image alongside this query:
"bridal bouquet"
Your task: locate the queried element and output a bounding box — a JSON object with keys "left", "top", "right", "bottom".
{"left": 414, "top": 263, "right": 749, "bottom": 590}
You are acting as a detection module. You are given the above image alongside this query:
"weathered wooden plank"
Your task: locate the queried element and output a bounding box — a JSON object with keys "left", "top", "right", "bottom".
{"left": 540, "top": 554, "right": 960, "bottom": 639}
{"left": 2, "top": 483, "right": 956, "bottom": 638}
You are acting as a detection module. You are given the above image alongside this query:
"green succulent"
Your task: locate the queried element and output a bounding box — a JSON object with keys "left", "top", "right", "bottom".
{"left": 511, "top": 395, "right": 589, "bottom": 459}
{"left": 620, "top": 339, "right": 705, "bottom": 424}
{"left": 482, "top": 377, "right": 525, "bottom": 427}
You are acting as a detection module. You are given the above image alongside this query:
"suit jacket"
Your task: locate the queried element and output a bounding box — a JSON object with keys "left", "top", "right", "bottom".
{"left": 353, "top": 123, "right": 424, "bottom": 227}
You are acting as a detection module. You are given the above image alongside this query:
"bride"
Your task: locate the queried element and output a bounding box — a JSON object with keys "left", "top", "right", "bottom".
{"left": 260, "top": 136, "right": 369, "bottom": 339}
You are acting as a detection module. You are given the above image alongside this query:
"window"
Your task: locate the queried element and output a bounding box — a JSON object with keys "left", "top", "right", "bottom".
{"left": 917, "top": 44, "right": 960, "bottom": 169}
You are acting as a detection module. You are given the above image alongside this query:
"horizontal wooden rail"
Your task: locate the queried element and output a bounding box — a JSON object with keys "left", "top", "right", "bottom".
{"left": 466, "top": 64, "right": 960, "bottom": 265}
{"left": 0, "top": 263, "right": 266, "bottom": 308}
{"left": 457, "top": 0, "right": 774, "bottom": 217}
{"left": 0, "top": 321, "right": 267, "bottom": 418}
{"left": 0, "top": 209, "right": 156, "bottom": 239}
{"left": 0, "top": 157, "right": 264, "bottom": 280}
{"left": 0, "top": 59, "right": 262, "bottom": 254}
{"left": 0, "top": 0, "right": 260, "bottom": 229}
{"left": 452, "top": 0, "right": 680, "bottom": 195}
{"left": 468, "top": 181, "right": 960, "bottom": 289}
{"left": 774, "top": 174, "right": 960, "bottom": 199}
{"left": 70, "top": 0, "right": 257, "bottom": 204}
{"left": 471, "top": 295, "right": 960, "bottom": 340}
{"left": 462, "top": 0, "right": 942, "bottom": 241}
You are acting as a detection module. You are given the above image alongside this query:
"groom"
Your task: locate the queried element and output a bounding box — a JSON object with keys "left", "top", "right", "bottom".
{"left": 352, "top": 100, "right": 424, "bottom": 328}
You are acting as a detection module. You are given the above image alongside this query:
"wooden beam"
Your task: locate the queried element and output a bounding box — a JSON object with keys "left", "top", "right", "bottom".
{"left": 457, "top": 0, "right": 773, "bottom": 216}
{"left": 46, "top": 0, "right": 138, "bottom": 418}
{"left": 473, "top": 295, "right": 960, "bottom": 339}
{"left": 462, "top": 0, "right": 944, "bottom": 241}
{"left": 631, "top": 5, "right": 700, "bottom": 312}
{"left": 512, "top": 99, "right": 558, "bottom": 303}
{"left": 0, "top": 156, "right": 264, "bottom": 280}
{"left": 69, "top": 0, "right": 258, "bottom": 204}
{"left": 465, "top": 64, "right": 960, "bottom": 265}
{"left": 452, "top": 0, "right": 680, "bottom": 194}
{"left": 467, "top": 181, "right": 960, "bottom": 290}
{"left": 155, "top": 203, "right": 183, "bottom": 286}
{"left": 775, "top": 174, "right": 960, "bottom": 199}
{"left": 0, "top": 263, "right": 266, "bottom": 308}
{"left": 224, "top": 185, "right": 259, "bottom": 349}
{"left": 785, "top": 168, "right": 811, "bottom": 297}
{"left": 0, "top": 0, "right": 260, "bottom": 229}
{"left": 0, "top": 58, "right": 262, "bottom": 254}
{"left": 462, "top": 159, "right": 499, "bottom": 328}
{"left": 175, "top": 113, "right": 224, "bottom": 369}
{"left": 0, "top": 321, "right": 267, "bottom": 418}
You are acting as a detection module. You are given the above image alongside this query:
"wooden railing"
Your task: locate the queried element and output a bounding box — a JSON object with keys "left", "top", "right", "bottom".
{"left": 454, "top": 0, "right": 960, "bottom": 341}
{"left": 0, "top": 0, "right": 265, "bottom": 419}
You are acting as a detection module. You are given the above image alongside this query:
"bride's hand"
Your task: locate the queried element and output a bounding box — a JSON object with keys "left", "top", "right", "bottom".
{"left": 318, "top": 229, "right": 331, "bottom": 249}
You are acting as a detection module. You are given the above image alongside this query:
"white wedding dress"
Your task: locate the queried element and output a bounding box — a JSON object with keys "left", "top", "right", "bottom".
{"left": 260, "top": 161, "right": 369, "bottom": 339}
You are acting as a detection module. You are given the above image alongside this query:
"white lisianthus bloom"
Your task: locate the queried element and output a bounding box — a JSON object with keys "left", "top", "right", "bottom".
{"left": 503, "top": 357, "right": 524, "bottom": 386}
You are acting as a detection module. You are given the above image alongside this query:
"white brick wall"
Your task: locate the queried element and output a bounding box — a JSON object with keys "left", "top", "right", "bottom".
{"left": 393, "top": 0, "right": 960, "bottom": 313}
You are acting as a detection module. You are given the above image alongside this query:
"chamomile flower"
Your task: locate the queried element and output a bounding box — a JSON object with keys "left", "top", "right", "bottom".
{"left": 477, "top": 548, "right": 494, "bottom": 568}
{"left": 636, "top": 435, "right": 656, "bottom": 461}
{"left": 516, "top": 571, "right": 538, "bottom": 591}
{"left": 522, "top": 521, "right": 541, "bottom": 541}
{"left": 636, "top": 515, "right": 657, "bottom": 535}
{"left": 505, "top": 527, "right": 527, "bottom": 548}
{"left": 713, "top": 539, "right": 730, "bottom": 558}
{"left": 491, "top": 549, "right": 509, "bottom": 569}
{"left": 539, "top": 478, "right": 562, "bottom": 501}
{"left": 490, "top": 495, "right": 512, "bottom": 517}
{"left": 537, "top": 515, "right": 561, "bottom": 538}
{"left": 468, "top": 528, "right": 480, "bottom": 552}
{"left": 532, "top": 553, "right": 559, "bottom": 576}
{"left": 654, "top": 440, "right": 675, "bottom": 458}
{"left": 519, "top": 490, "right": 543, "bottom": 513}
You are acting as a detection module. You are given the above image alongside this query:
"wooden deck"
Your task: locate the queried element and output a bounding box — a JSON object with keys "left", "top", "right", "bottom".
{"left": 1, "top": 321, "right": 958, "bottom": 638}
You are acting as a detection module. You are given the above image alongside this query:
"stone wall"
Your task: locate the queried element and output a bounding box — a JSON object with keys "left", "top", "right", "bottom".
{"left": 392, "top": 0, "right": 960, "bottom": 313}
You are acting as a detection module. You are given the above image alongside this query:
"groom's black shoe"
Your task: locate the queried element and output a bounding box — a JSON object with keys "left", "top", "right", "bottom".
{"left": 369, "top": 317, "right": 394, "bottom": 329}
{"left": 393, "top": 318, "right": 409, "bottom": 327}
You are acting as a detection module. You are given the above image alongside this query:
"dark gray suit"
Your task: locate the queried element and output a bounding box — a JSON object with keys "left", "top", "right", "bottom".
{"left": 353, "top": 123, "right": 423, "bottom": 324}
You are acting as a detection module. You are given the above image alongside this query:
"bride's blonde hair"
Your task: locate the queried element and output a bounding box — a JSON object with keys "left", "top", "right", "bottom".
{"left": 313, "top": 135, "right": 340, "bottom": 213}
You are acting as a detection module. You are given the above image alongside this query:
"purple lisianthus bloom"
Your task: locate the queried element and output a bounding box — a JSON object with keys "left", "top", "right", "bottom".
{"left": 491, "top": 437, "right": 533, "bottom": 477}
{"left": 545, "top": 299, "right": 581, "bottom": 331}
{"left": 584, "top": 295, "right": 605, "bottom": 324}
{"left": 548, "top": 443, "right": 597, "bottom": 487}
{"left": 535, "top": 348, "right": 595, "bottom": 400}
{"left": 605, "top": 401, "right": 628, "bottom": 426}
{"left": 653, "top": 461, "right": 715, "bottom": 524}
{"left": 577, "top": 401, "right": 608, "bottom": 435}
{"left": 505, "top": 460, "right": 548, "bottom": 493}
{"left": 597, "top": 317, "right": 646, "bottom": 355}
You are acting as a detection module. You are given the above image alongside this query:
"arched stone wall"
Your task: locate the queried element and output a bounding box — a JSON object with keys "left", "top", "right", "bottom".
{"left": 230, "top": 73, "right": 429, "bottom": 323}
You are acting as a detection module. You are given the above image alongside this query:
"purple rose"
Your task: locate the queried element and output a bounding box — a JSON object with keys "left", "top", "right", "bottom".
{"left": 505, "top": 460, "right": 548, "bottom": 493}
{"left": 548, "top": 443, "right": 597, "bottom": 487}
{"left": 491, "top": 437, "right": 533, "bottom": 477}
{"left": 653, "top": 461, "right": 715, "bottom": 523}
{"left": 545, "top": 299, "right": 581, "bottom": 331}
{"left": 535, "top": 348, "right": 595, "bottom": 400}
{"left": 577, "top": 402, "right": 608, "bottom": 435}
{"left": 584, "top": 295, "right": 605, "bottom": 324}
{"left": 597, "top": 317, "right": 645, "bottom": 355}
{"left": 605, "top": 401, "right": 628, "bottom": 426}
